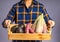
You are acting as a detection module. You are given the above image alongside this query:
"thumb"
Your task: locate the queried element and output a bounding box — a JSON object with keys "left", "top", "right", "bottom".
{"left": 5, "top": 20, "right": 11, "bottom": 27}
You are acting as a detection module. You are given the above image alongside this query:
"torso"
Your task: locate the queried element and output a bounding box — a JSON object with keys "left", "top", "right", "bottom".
{"left": 14, "top": 0, "right": 44, "bottom": 24}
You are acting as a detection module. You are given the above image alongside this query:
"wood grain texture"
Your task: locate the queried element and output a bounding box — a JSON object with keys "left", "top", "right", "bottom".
{"left": 8, "top": 24, "right": 51, "bottom": 40}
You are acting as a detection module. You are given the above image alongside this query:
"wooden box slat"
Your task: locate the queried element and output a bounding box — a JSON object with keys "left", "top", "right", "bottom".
{"left": 8, "top": 24, "right": 51, "bottom": 40}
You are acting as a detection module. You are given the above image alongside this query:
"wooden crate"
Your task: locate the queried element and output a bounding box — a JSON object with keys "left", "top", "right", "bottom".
{"left": 8, "top": 24, "right": 51, "bottom": 40}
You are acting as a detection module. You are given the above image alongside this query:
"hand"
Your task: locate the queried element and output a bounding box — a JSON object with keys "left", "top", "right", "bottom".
{"left": 48, "top": 20, "right": 55, "bottom": 28}
{"left": 4, "top": 20, "right": 11, "bottom": 27}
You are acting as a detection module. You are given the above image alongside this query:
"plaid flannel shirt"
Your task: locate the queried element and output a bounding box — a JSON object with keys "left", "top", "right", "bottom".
{"left": 6, "top": 0, "right": 52, "bottom": 24}
{"left": 3, "top": 0, "right": 52, "bottom": 42}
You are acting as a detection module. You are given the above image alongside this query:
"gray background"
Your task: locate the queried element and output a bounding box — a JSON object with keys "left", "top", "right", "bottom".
{"left": 0, "top": 0, "right": 60, "bottom": 42}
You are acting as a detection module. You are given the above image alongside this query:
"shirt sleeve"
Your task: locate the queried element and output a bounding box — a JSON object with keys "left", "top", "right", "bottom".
{"left": 5, "top": 5, "right": 16, "bottom": 22}
{"left": 2, "top": 5, "right": 16, "bottom": 28}
{"left": 42, "top": 5, "right": 52, "bottom": 24}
